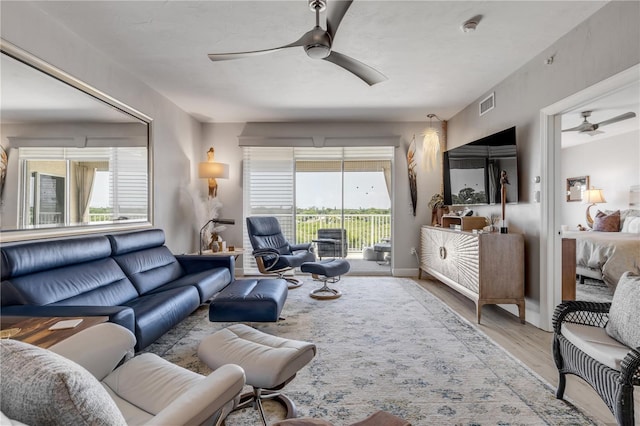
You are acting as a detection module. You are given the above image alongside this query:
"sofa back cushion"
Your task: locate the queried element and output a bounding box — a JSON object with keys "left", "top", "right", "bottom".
{"left": 606, "top": 271, "right": 640, "bottom": 348}
{"left": 0, "top": 339, "right": 127, "bottom": 426}
{"left": 109, "top": 229, "right": 185, "bottom": 295}
{"left": 2, "top": 257, "right": 139, "bottom": 307}
{"left": 1, "top": 235, "right": 112, "bottom": 280}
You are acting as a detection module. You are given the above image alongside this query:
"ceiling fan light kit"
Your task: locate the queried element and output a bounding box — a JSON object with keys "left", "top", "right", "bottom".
{"left": 207, "top": 0, "right": 387, "bottom": 86}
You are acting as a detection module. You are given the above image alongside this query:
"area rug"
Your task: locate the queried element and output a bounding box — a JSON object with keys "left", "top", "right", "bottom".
{"left": 145, "top": 277, "right": 598, "bottom": 425}
{"left": 576, "top": 277, "right": 613, "bottom": 303}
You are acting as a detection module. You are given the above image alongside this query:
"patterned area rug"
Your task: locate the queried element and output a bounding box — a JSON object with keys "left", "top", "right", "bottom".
{"left": 145, "top": 277, "right": 597, "bottom": 425}
{"left": 576, "top": 277, "right": 614, "bottom": 302}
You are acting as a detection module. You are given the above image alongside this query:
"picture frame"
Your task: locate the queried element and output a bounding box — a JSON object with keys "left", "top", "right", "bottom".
{"left": 566, "top": 175, "right": 589, "bottom": 202}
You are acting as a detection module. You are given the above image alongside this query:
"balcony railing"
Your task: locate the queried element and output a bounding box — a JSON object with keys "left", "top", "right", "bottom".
{"left": 295, "top": 214, "right": 391, "bottom": 253}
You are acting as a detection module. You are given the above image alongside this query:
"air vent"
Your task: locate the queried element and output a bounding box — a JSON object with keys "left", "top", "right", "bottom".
{"left": 479, "top": 92, "right": 495, "bottom": 116}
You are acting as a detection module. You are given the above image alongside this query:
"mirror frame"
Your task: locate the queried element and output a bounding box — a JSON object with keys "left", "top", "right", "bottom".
{"left": 0, "top": 39, "right": 154, "bottom": 242}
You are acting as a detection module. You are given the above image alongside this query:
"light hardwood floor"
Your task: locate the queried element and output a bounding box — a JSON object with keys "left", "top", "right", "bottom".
{"left": 414, "top": 277, "right": 616, "bottom": 426}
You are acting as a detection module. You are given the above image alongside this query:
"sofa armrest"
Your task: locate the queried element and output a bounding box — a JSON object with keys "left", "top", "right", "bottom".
{"left": 552, "top": 300, "right": 611, "bottom": 334}
{"left": 175, "top": 255, "right": 235, "bottom": 281}
{"left": 0, "top": 305, "right": 135, "bottom": 335}
{"left": 144, "top": 364, "right": 245, "bottom": 426}
{"left": 49, "top": 323, "right": 136, "bottom": 381}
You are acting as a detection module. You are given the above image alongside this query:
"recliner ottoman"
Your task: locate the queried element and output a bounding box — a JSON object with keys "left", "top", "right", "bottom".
{"left": 208, "top": 278, "right": 288, "bottom": 322}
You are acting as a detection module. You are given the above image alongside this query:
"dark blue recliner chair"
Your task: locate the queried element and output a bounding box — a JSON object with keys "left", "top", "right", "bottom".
{"left": 246, "top": 217, "right": 315, "bottom": 289}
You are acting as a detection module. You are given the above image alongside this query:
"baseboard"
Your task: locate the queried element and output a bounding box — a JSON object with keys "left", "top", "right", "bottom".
{"left": 498, "top": 303, "right": 542, "bottom": 329}
{"left": 393, "top": 267, "right": 420, "bottom": 277}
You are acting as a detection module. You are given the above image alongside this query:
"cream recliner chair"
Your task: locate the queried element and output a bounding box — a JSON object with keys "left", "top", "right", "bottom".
{"left": 0, "top": 323, "right": 245, "bottom": 426}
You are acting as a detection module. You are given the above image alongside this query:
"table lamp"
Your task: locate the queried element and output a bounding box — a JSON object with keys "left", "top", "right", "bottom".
{"left": 199, "top": 218, "right": 235, "bottom": 254}
{"left": 583, "top": 187, "right": 606, "bottom": 228}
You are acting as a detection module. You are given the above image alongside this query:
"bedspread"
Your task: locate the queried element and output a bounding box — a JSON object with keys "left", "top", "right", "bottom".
{"left": 564, "top": 231, "right": 640, "bottom": 290}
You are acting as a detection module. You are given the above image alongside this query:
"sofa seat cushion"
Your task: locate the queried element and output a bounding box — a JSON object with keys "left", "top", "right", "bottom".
{"left": 103, "top": 353, "right": 203, "bottom": 418}
{"left": 561, "top": 322, "right": 630, "bottom": 370}
{"left": 148, "top": 267, "right": 232, "bottom": 302}
{"left": 2, "top": 257, "right": 138, "bottom": 307}
{"left": 124, "top": 286, "right": 200, "bottom": 350}
{"left": 0, "top": 339, "right": 127, "bottom": 426}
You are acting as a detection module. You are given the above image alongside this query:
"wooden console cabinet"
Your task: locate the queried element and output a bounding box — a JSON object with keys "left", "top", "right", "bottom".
{"left": 419, "top": 225, "right": 525, "bottom": 324}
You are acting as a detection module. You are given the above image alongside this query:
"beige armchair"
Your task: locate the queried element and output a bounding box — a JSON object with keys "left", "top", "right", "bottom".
{"left": 0, "top": 323, "right": 245, "bottom": 426}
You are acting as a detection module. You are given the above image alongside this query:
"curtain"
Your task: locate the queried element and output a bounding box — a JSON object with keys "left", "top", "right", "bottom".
{"left": 75, "top": 164, "right": 96, "bottom": 223}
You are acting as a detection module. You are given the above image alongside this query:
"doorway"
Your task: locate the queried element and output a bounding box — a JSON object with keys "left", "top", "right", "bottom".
{"left": 540, "top": 64, "right": 640, "bottom": 331}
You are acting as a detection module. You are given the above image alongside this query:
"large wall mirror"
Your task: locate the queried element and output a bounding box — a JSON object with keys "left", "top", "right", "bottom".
{"left": 0, "top": 40, "right": 153, "bottom": 242}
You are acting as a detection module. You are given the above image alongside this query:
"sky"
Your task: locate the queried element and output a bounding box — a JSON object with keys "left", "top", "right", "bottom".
{"left": 296, "top": 171, "right": 390, "bottom": 210}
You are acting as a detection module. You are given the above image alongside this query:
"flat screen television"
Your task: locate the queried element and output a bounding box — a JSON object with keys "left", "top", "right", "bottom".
{"left": 443, "top": 126, "right": 518, "bottom": 206}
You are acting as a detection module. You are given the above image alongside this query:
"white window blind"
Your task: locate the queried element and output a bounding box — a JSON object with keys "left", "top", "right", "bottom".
{"left": 243, "top": 147, "right": 295, "bottom": 274}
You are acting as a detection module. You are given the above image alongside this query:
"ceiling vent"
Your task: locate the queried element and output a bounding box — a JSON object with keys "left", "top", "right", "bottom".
{"left": 479, "top": 92, "right": 495, "bottom": 116}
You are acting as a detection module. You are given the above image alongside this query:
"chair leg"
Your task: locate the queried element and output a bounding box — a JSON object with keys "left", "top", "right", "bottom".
{"left": 309, "top": 276, "right": 342, "bottom": 300}
{"left": 556, "top": 372, "right": 566, "bottom": 399}
{"left": 234, "top": 387, "right": 298, "bottom": 425}
{"left": 283, "top": 276, "right": 303, "bottom": 289}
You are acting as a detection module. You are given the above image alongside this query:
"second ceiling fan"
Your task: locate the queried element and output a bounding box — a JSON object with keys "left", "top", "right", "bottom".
{"left": 207, "top": 0, "right": 387, "bottom": 86}
{"left": 562, "top": 110, "right": 637, "bottom": 136}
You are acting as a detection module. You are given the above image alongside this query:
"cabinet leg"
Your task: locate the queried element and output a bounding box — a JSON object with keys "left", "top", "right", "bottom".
{"left": 476, "top": 302, "right": 482, "bottom": 324}
{"left": 517, "top": 302, "right": 526, "bottom": 324}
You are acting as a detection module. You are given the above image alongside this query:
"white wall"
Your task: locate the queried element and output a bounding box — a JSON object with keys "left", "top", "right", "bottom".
{"left": 0, "top": 2, "right": 202, "bottom": 253}
{"left": 447, "top": 1, "right": 640, "bottom": 320}
{"left": 561, "top": 130, "right": 640, "bottom": 228}
{"left": 202, "top": 121, "right": 444, "bottom": 276}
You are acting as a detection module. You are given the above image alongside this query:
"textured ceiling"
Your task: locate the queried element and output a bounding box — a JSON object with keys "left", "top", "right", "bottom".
{"left": 26, "top": 1, "right": 608, "bottom": 122}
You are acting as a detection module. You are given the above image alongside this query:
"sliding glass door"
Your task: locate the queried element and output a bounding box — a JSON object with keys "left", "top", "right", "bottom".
{"left": 243, "top": 146, "right": 393, "bottom": 275}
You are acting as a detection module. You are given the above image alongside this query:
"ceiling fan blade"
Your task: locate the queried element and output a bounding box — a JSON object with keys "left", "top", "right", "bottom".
{"left": 595, "top": 111, "right": 637, "bottom": 128}
{"left": 208, "top": 32, "right": 313, "bottom": 62}
{"left": 326, "top": 0, "right": 353, "bottom": 41}
{"left": 562, "top": 120, "right": 592, "bottom": 132}
{"left": 323, "top": 51, "right": 387, "bottom": 86}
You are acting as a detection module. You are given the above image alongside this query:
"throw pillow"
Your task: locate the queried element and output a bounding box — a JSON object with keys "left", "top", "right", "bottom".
{"left": 593, "top": 210, "right": 620, "bottom": 232}
{"left": 605, "top": 271, "right": 640, "bottom": 348}
{"left": 0, "top": 339, "right": 127, "bottom": 426}
{"left": 621, "top": 216, "right": 640, "bottom": 233}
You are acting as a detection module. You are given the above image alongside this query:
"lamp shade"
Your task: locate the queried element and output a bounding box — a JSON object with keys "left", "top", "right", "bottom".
{"left": 583, "top": 188, "right": 606, "bottom": 204}
{"left": 422, "top": 128, "right": 440, "bottom": 171}
{"left": 198, "top": 161, "right": 229, "bottom": 179}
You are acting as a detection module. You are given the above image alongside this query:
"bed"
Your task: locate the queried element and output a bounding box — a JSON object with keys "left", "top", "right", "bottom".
{"left": 563, "top": 209, "right": 640, "bottom": 290}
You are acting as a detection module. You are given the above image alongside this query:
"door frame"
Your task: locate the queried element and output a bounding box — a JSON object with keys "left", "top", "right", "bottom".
{"left": 539, "top": 64, "right": 639, "bottom": 331}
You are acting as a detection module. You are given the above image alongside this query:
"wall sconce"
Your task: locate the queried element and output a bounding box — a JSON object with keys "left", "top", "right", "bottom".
{"left": 422, "top": 114, "right": 444, "bottom": 171}
{"left": 198, "top": 147, "right": 229, "bottom": 198}
{"left": 582, "top": 187, "right": 606, "bottom": 228}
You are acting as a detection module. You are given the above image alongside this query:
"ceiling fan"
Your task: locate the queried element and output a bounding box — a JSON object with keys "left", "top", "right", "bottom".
{"left": 562, "top": 110, "right": 637, "bottom": 136}
{"left": 207, "top": 0, "right": 387, "bottom": 86}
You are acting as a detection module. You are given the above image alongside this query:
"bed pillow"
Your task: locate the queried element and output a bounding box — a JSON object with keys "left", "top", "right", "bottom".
{"left": 593, "top": 210, "right": 620, "bottom": 232}
{"left": 0, "top": 339, "right": 127, "bottom": 426}
{"left": 621, "top": 215, "right": 640, "bottom": 233}
{"left": 605, "top": 272, "right": 640, "bottom": 348}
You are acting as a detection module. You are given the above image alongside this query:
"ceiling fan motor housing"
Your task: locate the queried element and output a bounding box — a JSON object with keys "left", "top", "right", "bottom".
{"left": 304, "top": 27, "right": 332, "bottom": 59}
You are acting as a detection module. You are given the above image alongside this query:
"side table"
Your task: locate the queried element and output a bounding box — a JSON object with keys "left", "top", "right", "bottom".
{"left": 0, "top": 316, "right": 109, "bottom": 349}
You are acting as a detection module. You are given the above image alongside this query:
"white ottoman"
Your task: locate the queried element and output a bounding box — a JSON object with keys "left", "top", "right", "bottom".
{"left": 198, "top": 324, "right": 316, "bottom": 425}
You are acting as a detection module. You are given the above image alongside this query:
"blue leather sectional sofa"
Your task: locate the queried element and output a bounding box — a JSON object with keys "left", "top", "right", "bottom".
{"left": 1, "top": 229, "right": 234, "bottom": 350}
